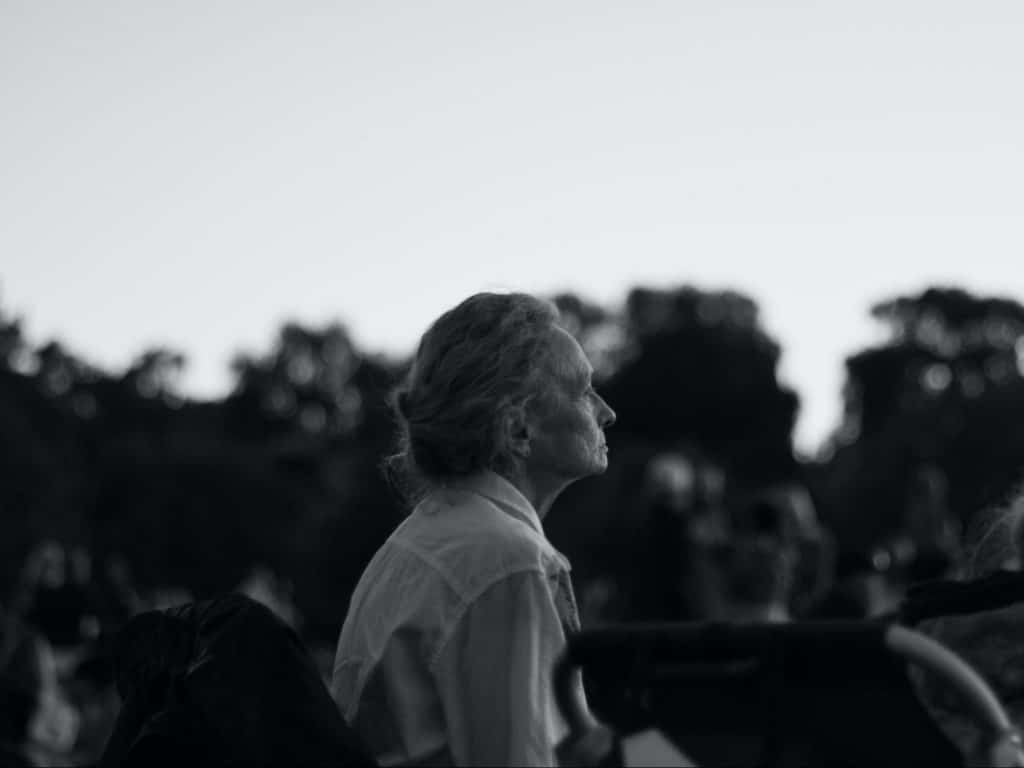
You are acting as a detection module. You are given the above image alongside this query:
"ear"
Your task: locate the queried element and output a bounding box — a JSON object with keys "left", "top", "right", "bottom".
{"left": 502, "top": 403, "right": 532, "bottom": 459}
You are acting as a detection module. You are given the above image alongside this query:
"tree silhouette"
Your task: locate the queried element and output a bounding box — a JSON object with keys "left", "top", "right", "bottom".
{"left": 816, "top": 286, "right": 1024, "bottom": 550}
{"left": 228, "top": 322, "right": 364, "bottom": 440}
{"left": 604, "top": 286, "right": 799, "bottom": 487}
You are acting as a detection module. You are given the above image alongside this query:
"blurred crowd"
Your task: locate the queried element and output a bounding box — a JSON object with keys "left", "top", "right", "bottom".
{"left": 0, "top": 448, "right": 981, "bottom": 766}
{"left": 0, "top": 543, "right": 302, "bottom": 766}
{"left": 578, "top": 451, "right": 964, "bottom": 630}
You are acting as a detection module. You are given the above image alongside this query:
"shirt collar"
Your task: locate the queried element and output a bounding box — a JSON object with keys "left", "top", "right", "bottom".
{"left": 441, "top": 471, "right": 572, "bottom": 571}
{"left": 446, "top": 470, "right": 542, "bottom": 533}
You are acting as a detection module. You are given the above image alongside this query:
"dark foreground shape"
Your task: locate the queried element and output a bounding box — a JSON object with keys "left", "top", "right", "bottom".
{"left": 557, "top": 620, "right": 968, "bottom": 767}
{"left": 100, "top": 593, "right": 376, "bottom": 767}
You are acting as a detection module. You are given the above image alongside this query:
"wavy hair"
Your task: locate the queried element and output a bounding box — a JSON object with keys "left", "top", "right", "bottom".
{"left": 384, "top": 292, "right": 560, "bottom": 504}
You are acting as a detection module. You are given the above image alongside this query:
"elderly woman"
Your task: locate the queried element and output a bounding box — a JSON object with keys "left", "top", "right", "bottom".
{"left": 331, "top": 292, "right": 616, "bottom": 767}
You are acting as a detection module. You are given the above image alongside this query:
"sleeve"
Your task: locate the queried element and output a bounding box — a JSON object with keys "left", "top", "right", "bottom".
{"left": 431, "top": 569, "right": 567, "bottom": 767}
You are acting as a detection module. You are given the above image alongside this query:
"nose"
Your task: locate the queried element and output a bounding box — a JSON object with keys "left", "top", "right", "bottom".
{"left": 598, "top": 396, "right": 616, "bottom": 429}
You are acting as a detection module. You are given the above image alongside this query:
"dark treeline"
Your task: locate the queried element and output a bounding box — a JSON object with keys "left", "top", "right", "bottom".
{"left": 3, "top": 284, "right": 1024, "bottom": 643}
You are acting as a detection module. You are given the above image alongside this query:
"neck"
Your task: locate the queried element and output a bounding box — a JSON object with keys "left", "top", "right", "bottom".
{"left": 500, "top": 467, "right": 570, "bottom": 520}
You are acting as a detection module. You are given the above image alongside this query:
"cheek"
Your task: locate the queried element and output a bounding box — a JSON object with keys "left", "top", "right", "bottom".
{"left": 557, "top": 408, "right": 593, "bottom": 433}
{"left": 567, "top": 412, "right": 602, "bottom": 447}
{"left": 534, "top": 399, "right": 600, "bottom": 452}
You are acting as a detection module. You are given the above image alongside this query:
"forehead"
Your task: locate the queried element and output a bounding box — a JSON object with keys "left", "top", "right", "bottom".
{"left": 539, "top": 326, "right": 592, "bottom": 388}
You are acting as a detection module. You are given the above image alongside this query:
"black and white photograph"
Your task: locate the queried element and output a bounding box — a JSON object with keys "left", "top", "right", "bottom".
{"left": 3, "top": 1, "right": 1024, "bottom": 765}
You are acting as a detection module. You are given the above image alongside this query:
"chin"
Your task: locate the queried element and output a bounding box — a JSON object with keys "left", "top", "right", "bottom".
{"left": 560, "top": 463, "right": 605, "bottom": 484}
{"left": 557, "top": 451, "right": 609, "bottom": 482}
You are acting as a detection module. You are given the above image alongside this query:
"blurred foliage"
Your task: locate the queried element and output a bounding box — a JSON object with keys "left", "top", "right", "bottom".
{"left": 813, "top": 286, "right": 1024, "bottom": 550}
{"left": 0, "top": 300, "right": 406, "bottom": 642}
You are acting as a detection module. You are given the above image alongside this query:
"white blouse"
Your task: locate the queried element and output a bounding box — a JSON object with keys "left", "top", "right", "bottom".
{"left": 331, "top": 470, "right": 589, "bottom": 767}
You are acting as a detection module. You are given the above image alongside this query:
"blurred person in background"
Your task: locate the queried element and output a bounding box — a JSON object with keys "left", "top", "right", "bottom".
{"left": 715, "top": 495, "right": 799, "bottom": 623}
{"left": 10, "top": 541, "right": 65, "bottom": 620}
{"left": 14, "top": 542, "right": 104, "bottom": 672}
{"left": 331, "top": 292, "right": 616, "bottom": 767}
{"left": 99, "top": 593, "right": 374, "bottom": 767}
{"left": 904, "top": 463, "right": 962, "bottom": 580}
{"left": 64, "top": 646, "right": 119, "bottom": 767}
{"left": 623, "top": 452, "right": 728, "bottom": 622}
{"left": 760, "top": 485, "right": 835, "bottom": 618}
{"left": 0, "top": 612, "right": 81, "bottom": 767}
{"left": 862, "top": 464, "right": 963, "bottom": 593}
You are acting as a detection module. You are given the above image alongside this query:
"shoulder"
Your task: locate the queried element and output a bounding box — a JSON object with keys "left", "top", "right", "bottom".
{"left": 398, "top": 490, "right": 564, "bottom": 600}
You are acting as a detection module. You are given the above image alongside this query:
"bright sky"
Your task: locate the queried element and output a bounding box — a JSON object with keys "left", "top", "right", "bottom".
{"left": 3, "top": 1, "right": 1023, "bottom": 454}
